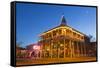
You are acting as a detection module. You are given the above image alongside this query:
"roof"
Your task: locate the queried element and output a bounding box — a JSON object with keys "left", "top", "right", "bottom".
{"left": 16, "top": 46, "right": 26, "bottom": 50}
{"left": 41, "top": 25, "right": 86, "bottom": 36}
{"left": 60, "top": 15, "right": 67, "bottom": 26}
{"left": 40, "top": 15, "right": 88, "bottom": 37}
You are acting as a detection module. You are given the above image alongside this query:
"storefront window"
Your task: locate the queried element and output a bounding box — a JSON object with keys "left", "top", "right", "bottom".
{"left": 59, "top": 51, "right": 64, "bottom": 58}
{"left": 45, "top": 51, "right": 50, "bottom": 58}
{"left": 60, "top": 44, "right": 64, "bottom": 50}
{"left": 52, "top": 50, "right": 58, "bottom": 58}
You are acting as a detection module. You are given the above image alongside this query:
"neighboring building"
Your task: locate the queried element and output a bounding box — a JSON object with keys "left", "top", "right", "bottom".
{"left": 38, "top": 15, "right": 90, "bottom": 58}
{"left": 87, "top": 42, "right": 97, "bottom": 57}
{"left": 26, "top": 44, "right": 40, "bottom": 58}
{"left": 16, "top": 45, "right": 27, "bottom": 58}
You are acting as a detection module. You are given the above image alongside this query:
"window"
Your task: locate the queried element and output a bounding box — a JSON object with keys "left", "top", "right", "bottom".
{"left": 45, "top": 51, "right": 50, "bottom": 58}
{"left": 65, "top": 39, "right": 69, "bottom": 48}
{"left": 52, "top": 50, "right": 58, "bottom": 58}
{"left": 52, "top": 43, "right": 59, "bottom": 49}
{"left": 60, "top": 40, "right": 64, "bottom": 44}
{"left": 60, "top": 44, "right": 64, "bottom": 50}
{"left": 58, "top": 29, "right": 62, "bottom": 35}
{"left": 81, "top": 36, "right": 84, "bottom": 39}
{"left": 78, "top": 35, "right": 80, "bottom": 38}
{"left": 62, "top": 29, "right": 66, "bottom": 35}
{"left": 53, "top": 31, "right": 56, "bottom": 36}
{"left": 59, "top": 51, "right": 64, "bottom": 58}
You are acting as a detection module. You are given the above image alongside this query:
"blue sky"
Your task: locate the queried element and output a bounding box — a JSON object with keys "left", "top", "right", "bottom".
{"left": 16, "top": 3, "right": 96, "bottom": 48}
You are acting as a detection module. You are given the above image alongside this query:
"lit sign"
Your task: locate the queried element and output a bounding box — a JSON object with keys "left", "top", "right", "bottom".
{"left": 33, "top": 45, "right": 40, "bottom": 50}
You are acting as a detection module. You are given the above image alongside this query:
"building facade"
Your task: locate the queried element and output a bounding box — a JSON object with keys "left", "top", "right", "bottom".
{"left": 38, "top": 15, "right": 90, "bottom": 58}
{"left": 87, "top": 42, "right": 97, "bottom": 57}
{"left": 16, "top": 45, "right": 27, "bottom": 58}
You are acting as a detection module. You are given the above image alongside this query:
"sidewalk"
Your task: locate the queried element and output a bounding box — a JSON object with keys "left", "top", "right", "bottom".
{"left": 16, "top": 57, "right": 96, "bottom": 66}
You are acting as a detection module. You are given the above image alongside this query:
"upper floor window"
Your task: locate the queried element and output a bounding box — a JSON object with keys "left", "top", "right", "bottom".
{"left": 53, "top": 31, "right": 56, "bottom": 36}
{"left": 58, "top": 29, "right": 62, "bottom": 35}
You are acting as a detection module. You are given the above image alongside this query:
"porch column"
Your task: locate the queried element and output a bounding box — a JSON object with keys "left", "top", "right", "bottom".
{"left": 72, "top": 41, "right": 75, "bottom": 57}
{"left": 81, "top": 42, "right": 83, "bottom": 56}
{"left": 70, "top": 40, "right": 73, "bottom": 58}
{"left": 64, "top": 39, "right": 65, "bottom": 58}
{"left": 83, "top": 43, "right": 86, "bottom": 56}
{"left": 76, "top": 42, "right": 79, "bottom": 57}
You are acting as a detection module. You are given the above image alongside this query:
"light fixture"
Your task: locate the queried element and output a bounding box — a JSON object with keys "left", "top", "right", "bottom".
{"left": 33, "top": 45, "right": 40, "bottom": 50}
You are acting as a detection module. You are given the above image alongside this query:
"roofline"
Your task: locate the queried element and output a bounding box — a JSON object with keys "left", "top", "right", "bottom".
{"left": 39, "top": 25, "right": 88, "bottom": 37}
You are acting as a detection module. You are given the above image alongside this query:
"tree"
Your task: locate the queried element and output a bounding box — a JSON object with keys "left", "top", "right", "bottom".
{"left": 88, "top": 35, "right": 96, "bottom": 42}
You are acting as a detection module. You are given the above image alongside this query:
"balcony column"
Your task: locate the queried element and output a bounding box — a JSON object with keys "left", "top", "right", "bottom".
{"left": 81, "top": 42, "right": 83, "bottom": 56}
{"left": 40, "top": 45, "right": 42, "bottom": 58}
{"left": 44, "top": 45, "right": 46, "bottom": 58}
{"left": 50, "top": 44, "right": 52, "bottom": 58}
{"left": 71, "top": 41, "right": 73, "bottom": 57}
{"left": 51, "top": 32, "right": 53, "bottom": 58}
{"left": 58, "top": 30, "right": 61, "bottom": 58}
{"left": 79, "top": 43, "right": 82, "bottom": 56}
{"left": 67, "top": 40, "right": 70, "bottom": 56}
{"left": 76, "top": 42, "right": 79, "bottom": 57}
{"left": 70, "top": 40, "right": 73, "bottom": 58}
{"left": 64, "top": 39, "right": 65, "bottom": 58}
{"left": 83, "top": 43, "right": 86, "bottom": 56}
{"left": 57, "top": 30, "right": 59, "bottom": 58}
{"left": 72, "top": 41, "right": 75, "bottom": 57}
{"left": 58, "top": 46, "right": 60, "bottom": 58}
{"left": 78, "top": 42, "right": 80, "bottom": 57}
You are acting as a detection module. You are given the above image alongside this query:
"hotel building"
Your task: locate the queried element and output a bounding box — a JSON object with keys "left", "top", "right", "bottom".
{"left": 38, "top": 15, "right": 90, "bottom": 58}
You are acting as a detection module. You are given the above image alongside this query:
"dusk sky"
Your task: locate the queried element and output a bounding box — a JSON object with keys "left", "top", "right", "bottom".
{"left": 16, "top": 3, "right": 96, "bottom": 48}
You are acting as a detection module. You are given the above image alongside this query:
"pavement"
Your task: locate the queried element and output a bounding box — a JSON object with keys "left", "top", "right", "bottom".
{"left": 16, "top": 57, "right": 96, "bottom": 66}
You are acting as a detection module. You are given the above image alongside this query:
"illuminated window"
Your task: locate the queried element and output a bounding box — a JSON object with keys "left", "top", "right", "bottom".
{"left": 62, "top": 29, "right": 66, "bottom": 35}
{"left": 60, "top": 44, "right": 64, "bottom": 50}
{"left": 65, "top": 40, "right": 69, "bottom": 48}
{"left": 58, "top": 29, "right": 62, "bottom": 35}
{"left": 52, "top": 50, "right": 58, "bottom": 58}
{"left": 59, "top": 51, "right": 64, "bottom": 58}
{"left": 45, "top": 51, "right": 50, "bottom": 58}
{"left": 65, "top": 49, "right": 69, "bottom": 57}
{"left": 52, "top": 43, "right": 59, "bottom": 49}
{"left": 53, "top": 31, "right": 56, "bottom": 36}
{"left": 60, "top": 40, "right": 64, "bottom": 44}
